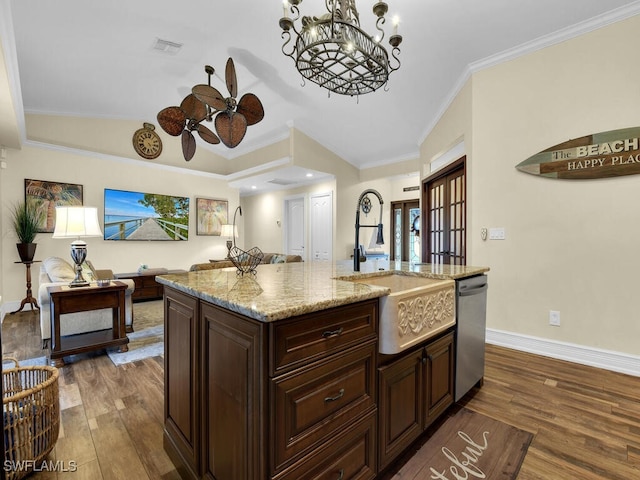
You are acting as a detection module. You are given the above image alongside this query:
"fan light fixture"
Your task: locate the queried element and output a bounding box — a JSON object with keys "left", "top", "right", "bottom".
{"left": 279, "top": 0, "right": 402, "bottom": 97}
{"left": 157, "top": 58, "right": 265, "bottom": 161}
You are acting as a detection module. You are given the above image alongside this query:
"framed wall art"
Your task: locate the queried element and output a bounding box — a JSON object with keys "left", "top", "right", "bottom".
{"left": 196, "top": 197, "right": 228, "bottom": 236}
{"left": 24, "top": 178, "right": 84, "bottom": 233}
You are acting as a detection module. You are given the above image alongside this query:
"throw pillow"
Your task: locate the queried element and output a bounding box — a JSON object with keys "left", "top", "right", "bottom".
{"left": 81, "top": 261, "right": 97, "bottom": 281}
{"left": 270, "top": 254, "right": 287, "bottom": 264}
{"left": 43, "top": 257, "right": 76, "bottom": 282}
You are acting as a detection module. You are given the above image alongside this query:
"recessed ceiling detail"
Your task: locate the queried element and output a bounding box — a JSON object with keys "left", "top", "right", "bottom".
{"left": 268, "top": 178, "right": 297, "bottom": 185}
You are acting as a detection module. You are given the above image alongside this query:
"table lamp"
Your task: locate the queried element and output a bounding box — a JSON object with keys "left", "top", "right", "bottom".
{"left": 52, "top": 206, "right": 103, "bottom": 287}
{"left": 220, "top": 224, "right": 235, "bottom": 258}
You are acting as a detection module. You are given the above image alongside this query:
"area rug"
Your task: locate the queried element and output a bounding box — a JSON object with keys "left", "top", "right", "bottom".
{"left": 2, "top": 300, "right": 165, "bottom": 368}
{"left": 107, "top": 299, "right": 164, "bottom": 365}
{"left": 390, "top": 407, "right": 532, "bottom": 480}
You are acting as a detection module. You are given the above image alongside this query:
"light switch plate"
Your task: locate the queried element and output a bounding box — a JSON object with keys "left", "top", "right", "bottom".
{"left": 489, "top": 227, "right": 505, "bottom": 240}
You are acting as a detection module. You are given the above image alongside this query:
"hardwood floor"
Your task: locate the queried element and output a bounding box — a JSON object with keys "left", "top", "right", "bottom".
{"left": 462, "top": 346, "right": 640, "bottom": 479}
{"left": 3, "top": 309, "right": 640, "bottom": 479}
{"left": 2, "top": 310, "right": 180, "bottom": 480}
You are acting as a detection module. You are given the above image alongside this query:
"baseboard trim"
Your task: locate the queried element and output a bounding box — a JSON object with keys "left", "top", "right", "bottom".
{"left": 486, "top": 328, "right": 640, "bottom": 378}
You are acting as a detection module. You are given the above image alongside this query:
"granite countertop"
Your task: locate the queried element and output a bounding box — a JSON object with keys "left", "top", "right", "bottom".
{"left": 156, "top": 260, "right": 489, "bottom": 322}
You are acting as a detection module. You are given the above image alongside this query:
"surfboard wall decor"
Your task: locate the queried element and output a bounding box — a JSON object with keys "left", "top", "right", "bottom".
{"left": 516, "top": 126, "right": 640, "bottom": 179}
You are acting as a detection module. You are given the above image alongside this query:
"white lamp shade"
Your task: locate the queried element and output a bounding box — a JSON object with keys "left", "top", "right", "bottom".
{"left": 52, "top": 206, "right": 103, "bottom": 238}
{"left": 220, "top": 224, "right": 236, "bottom": 238}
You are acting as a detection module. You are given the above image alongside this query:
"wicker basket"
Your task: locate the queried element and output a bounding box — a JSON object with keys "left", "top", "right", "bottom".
{"left": 2, "top": 357, "right": 60, "bottom": 480}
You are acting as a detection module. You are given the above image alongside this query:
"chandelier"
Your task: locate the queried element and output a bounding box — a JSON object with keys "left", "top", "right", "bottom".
{"left": 279, "top": 0, "right": 402, "bottom": 97}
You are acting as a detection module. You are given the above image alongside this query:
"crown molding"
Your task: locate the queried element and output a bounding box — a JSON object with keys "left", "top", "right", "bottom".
{"left": 24, "top": 139, "right": 227, "bottom": 179}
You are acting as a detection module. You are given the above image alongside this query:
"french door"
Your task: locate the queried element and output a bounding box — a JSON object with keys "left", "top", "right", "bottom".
{"left": 422, "top": 157, "right": 466, "bottom": 265}
{"left": 390, "top": 200, "right": 420, "bottom": 263}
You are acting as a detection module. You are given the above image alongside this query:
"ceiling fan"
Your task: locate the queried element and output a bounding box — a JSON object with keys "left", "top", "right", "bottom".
{"left": 157, "top": 58, "right": 265, "bottom": 161}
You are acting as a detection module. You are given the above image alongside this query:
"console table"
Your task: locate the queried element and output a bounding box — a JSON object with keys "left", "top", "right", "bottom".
{"left": 48, "top": 282, "right": 129, "bottom": 367}
{"left": 115, "top": 269, "right": 186, "bottom": 302}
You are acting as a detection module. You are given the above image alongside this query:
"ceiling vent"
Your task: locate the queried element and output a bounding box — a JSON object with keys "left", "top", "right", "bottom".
{"left": 152, "top": 38, "right": 183, "bottom": 55}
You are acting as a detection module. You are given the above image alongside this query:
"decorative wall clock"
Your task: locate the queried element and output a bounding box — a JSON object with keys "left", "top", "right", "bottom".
{"left": 132, "top": 122, "right": 162, "bottom": 159}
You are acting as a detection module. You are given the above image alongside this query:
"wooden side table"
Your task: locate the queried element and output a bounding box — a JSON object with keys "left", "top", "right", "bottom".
{"left": 10, "top": 260, "right": 41, "bottom": 314}
{"left": 48, "top": 281, "right": 130, "bottom": 367}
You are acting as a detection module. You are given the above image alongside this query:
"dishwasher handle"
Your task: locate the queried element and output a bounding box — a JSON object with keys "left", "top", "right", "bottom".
{"left": 458, "top": 283, "right": 488, "bottom": 296}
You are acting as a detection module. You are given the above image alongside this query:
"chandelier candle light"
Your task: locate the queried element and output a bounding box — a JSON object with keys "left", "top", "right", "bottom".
{"left": 279, "top": 0, "right": 402, "bottom": 96}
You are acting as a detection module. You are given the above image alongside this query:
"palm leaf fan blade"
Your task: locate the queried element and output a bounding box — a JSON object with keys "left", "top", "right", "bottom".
{"left": 192, "top": 85, "right": 226, "bottom": 111}
{"left": 225, "top": 57, "right": 238, "bottom": 98}
{"left": 180, "top": 94, "right": 207, "bottom": 122}
{"left": 181, "top": 130, "right": 197, "bottom": 161}
{"left": 196, "top": 124, "right": 220, "bottom": 145}
{"left": 157, "top": 106, "right": 186, "bottom": 136}
{"left": 215, "top": 112, "right": 247, "bottom": 148}
{"left": 237, "top": 93, "right": 264, "bottom": 126}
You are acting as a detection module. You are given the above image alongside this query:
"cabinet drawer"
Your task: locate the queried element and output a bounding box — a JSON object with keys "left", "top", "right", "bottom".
{"left": 271, "top": 342, "right": 377, "bottom": 471}
{"left": 273, "top": 410, "right": 377, "bottom": 480}
{"left": 270, "top": 299, "right": 377, "bottom": 375}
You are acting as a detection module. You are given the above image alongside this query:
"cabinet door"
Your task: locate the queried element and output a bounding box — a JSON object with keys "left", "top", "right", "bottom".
{"left": 377, "top": 349, "right": 424, "bottom": 471}
{"left": 424, "top": 332, "right": 455, "bottom": 428}
{"left": 201, "top": 302, "right": 267, "bottom": 480}
{"left": 164, "top": 288, "right": 200, "bottom": 479}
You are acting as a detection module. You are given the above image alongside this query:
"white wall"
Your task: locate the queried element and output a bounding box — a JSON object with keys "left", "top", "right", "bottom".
{"left": 0, "top": 144, "right": 238, "bottom": 310}
{"left": 423, "top": 14, "right": 640, "bottom": 358}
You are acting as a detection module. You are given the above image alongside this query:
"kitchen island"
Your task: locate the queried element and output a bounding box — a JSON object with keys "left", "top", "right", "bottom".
{"left": 157, "top": 260, "right": 488, "bottom": 480}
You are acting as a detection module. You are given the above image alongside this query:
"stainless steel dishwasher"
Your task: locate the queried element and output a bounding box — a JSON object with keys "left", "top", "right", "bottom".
{"left": 455, "top": 274, "right": 488, "bottom": 401}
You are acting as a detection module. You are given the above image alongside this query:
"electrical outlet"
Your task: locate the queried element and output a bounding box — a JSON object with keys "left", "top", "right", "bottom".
{"left": 549, "top": 310, "right": 560, "bottom": 326}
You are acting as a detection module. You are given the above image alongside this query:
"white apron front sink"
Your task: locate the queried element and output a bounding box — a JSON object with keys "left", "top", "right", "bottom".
{"left": 349, "top": 274, "right": 456, "bottom": 354}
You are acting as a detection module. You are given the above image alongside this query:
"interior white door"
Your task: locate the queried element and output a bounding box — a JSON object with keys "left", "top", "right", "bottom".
{"left": 285, "top": 197, "right": 305, "bottom": 259}
{"left": 310, "top": 192, "right": 333, "bottom": 262}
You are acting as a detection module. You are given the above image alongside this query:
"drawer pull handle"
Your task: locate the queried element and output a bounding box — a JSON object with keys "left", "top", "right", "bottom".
{"left": 324, "top": 388, "right": 345, "bottom": 403}
{"left": 337, "top": 469, "right": 344, "bottom": 480}
{"left": 322, "top": 327, "right": 343, "bottom": 339}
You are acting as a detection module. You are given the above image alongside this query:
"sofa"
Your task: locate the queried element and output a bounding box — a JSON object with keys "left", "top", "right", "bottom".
{"left": 189, "top": 253, "right": 303, "bottom": 272}
{"left": 38, "top": 256, "right": 135, "bottom": 348}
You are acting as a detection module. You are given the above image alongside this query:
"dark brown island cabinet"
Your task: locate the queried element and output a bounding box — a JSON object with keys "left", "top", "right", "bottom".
{"left": 163, "top": 287, "right": 457, "bottom": 480}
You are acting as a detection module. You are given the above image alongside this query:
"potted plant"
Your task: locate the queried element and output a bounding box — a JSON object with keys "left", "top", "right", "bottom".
{"left": 10, "top": 201, "right": 42, "bottom": 262}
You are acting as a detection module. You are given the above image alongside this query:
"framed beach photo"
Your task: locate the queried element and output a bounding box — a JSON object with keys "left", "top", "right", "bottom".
{"left": 24, "top": 178, "right": 84, "bottom": 233}
{"left": 196, "top": 198, "right": 228, "bottom": 236}
{"left": 104, "top": 188, "right": 189, "bottom": 241}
